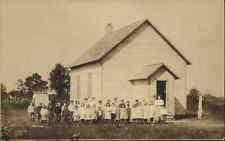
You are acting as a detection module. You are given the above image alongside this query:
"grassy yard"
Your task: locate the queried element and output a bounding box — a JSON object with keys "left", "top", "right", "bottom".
{"left": 4, "top": 123, "right": 223, "bottom": 139}
{"left": 1, "top": 99, "right": 224, "bottom": 140}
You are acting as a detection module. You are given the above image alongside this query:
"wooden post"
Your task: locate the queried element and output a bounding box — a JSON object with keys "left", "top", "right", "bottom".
{"left": 197, "top": 95, "right": 203, "bottom": 120}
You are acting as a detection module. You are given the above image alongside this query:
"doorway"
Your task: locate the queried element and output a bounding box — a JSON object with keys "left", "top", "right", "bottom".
{"left": 156, "top": 80, "right": 167, "bottom": 106}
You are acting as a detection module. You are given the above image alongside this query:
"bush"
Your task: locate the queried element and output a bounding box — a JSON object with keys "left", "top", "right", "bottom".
{"left": 202, "top": 94, "right": 224, "bottom": 120}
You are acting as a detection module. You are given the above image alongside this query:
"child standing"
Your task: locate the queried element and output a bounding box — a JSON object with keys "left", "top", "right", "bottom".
{"left": 147, "top": 100, "right": 155, "bottom": 124}
{"left": 113, "top": 98, "right": 120, "bottom": 124}
{"left": 111, "top": 103, "right": 116, "bottom": 125}
{"left": 40, "top": 105, "right": 48, "bottom": 123}
{"left": 143, "top": 102, "right": 149, "bottom": 124}
{"left": 96, "top": 100, "right": 104, "bottom": 123}
{"left": 90, "top": 97, "right": 97, "bottom": 124}
{"left": 139, "top": 101, "right": 145, "bottom": 124}
{"left": 153, "top": 96, "right": 161, "bottom": 124}
{"left": 86, "top": 103, "right": 92, "bottom": 124}
{"left": 27, "top": 103, "right": 35, "bottom": 121}
{"left": 126, "top": 101, "right": 131, "bottom": 123}
{"left": 119, "top": 99, "right": 127, "bottom": 124}
{"left": 104, "top": 103, "right": 112, "bottom": 124}
{"left": 73, "top": 105, "right": 80, "bottom": 123}
{"left": 131, "top": 99, "right": 139, "bottom": 123}
{"left": 97, "top": 107, "right": 104, "bottom": 123}
{"left": 79, "top": 103, "right": 85, "bottom": 123}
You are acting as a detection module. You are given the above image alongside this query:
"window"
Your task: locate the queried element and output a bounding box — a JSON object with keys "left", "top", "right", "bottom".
{"left": 87, "top": 72, "right": 92, "bottom": 98}
{"left": 76, "top": 75, "right": 80, "bottom": 99}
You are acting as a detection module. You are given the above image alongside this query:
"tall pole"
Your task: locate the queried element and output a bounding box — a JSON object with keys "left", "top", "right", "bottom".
{"left": 197, "top": 94, "right": 203, "bottom": 120}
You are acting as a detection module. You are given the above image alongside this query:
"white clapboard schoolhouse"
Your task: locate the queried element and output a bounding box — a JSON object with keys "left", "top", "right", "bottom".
{"left": 69, "top": 19, "right": 191, "bottom": 116}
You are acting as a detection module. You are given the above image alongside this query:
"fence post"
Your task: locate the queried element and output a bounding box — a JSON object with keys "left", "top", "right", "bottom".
{"left": 197, "top": 95, "right": 203, "bottom": 120}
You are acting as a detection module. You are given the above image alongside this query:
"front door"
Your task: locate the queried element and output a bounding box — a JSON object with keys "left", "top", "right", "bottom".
{"left": 156, "top": 80, "right": 167, "bottom": 106}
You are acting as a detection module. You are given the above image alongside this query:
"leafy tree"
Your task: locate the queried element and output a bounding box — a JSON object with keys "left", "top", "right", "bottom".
{"left": 10, "top": 79, "right": 31, "bottom": 105}
{"left": 1, "top": 83, "right": 7, "bottom": 94}
{"left": 1, "top": 83, "right": 8, "bottom": 101}
{"left": 24, "top": 73, "right": 48, "bottom": 92}
{"left": 15, "top": 79, "right": 28, "bottom": 97}
{"left": 49, "top": 63, "right": 71, "bottom": 102}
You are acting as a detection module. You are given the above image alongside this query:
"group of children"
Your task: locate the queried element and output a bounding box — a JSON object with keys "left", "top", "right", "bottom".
{"left": 27, "top": 96, "right": 170, "bottom": 125}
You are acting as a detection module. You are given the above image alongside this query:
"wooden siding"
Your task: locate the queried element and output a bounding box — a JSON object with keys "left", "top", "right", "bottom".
{"left": 70, "top": 63, "right": 102, "bottom": 100}
{"left": 101, "top": 23, "right": 187, "bottom": 114}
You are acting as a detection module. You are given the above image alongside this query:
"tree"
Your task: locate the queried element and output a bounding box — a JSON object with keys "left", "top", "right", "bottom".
{"left": 24, "top": 73, "right": 48, "bottom": 92}
{"left": 1, "top": 83, "right": 8, "bottom": 101}
{"left": 16, "top": 79, "right": 27, "bottom": 96}
{"left": 1, "top": 83, "right": 7, "bottom": 94}
{"left": 49, "top": 63, "right": 71, "bottom": 102}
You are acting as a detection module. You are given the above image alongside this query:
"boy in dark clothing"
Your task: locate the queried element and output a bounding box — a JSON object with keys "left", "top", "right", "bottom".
{"left": 55, "top": 103, "right": 62, "bottom": 122}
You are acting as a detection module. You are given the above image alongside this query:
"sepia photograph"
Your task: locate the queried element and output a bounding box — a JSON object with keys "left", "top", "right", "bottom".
{"left": 0, "top": 0, "right": 224, "bottom": 140}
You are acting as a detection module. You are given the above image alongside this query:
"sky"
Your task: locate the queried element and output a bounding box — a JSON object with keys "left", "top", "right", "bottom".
{"left": 0, "top": 0, "right": 224, "bottom": 97}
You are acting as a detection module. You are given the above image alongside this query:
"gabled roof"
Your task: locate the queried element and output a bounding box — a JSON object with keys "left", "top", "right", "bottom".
{"left": 70, "top": 19, "right": 191, "bottom": 69}
{"left": 129, "top": 63, "right": 179, "bottom": 81}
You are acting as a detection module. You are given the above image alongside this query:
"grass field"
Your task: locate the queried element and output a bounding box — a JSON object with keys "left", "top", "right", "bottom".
{"left": 1, "top": 97, "right": 224, "bottom": 140}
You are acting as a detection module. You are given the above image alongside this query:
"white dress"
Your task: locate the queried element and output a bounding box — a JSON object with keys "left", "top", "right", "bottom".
{"left": 28, "top": 105, "right": 34, "bottom": 113}
{"left": 111, "top": 106, "right": 116, "bottom": 114}
{"left": 83, "top": 106, "right": 89, "bottom": 120}
{"left": 143, "top": 105, "right": 149, "bottom": 119}
{"left": 68, "top": 104, "right": 74, "bottom": 112}
{"left": 104, "top": 106, "right": 112, "bottom": 120}
{"left": 89, "top": 101, "right": 95, "bottom": 120}
{"left": 131, "top": 105, "right": 138, "bottom": 120}
{"left": 135, "top": 106, "right": 142, "bottom": 119}
{"left": 79, "top": 107, "right": 84, "bottom": 120}
{"left": 157, "top": 100, "right": 168, "bottom": 115}
{"left": 40, "top": 108, "right": 48, "bottom": 121}
{"left": 147, "top": 105, "right": 155, "bottom": 118}
{"left": 154, "top": 100, "right": 164, "bottom": 119}
{"left": 73, "top": 109, "right": 80, "bottom": 121}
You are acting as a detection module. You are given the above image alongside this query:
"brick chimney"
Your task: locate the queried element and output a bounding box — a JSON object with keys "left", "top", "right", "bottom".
{"left": 105, "top": 23, "right": 114, "bottom": 35}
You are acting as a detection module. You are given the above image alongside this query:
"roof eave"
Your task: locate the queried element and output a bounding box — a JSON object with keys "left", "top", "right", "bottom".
{"left": 130, "top": 64, "right": 179, "bottom": 81}
{"left": 145, "top": 20, "right": 191, "bottom": 65}
{"left": 70, "top": 60, "right": 99, "bottom": 70}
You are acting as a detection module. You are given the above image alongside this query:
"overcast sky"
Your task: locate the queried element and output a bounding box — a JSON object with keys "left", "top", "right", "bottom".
{"left": 0, "top": 0, "right": 224, "bottom": 97}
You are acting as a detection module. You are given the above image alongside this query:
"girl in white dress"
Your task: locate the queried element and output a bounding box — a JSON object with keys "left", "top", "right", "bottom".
{"left": 79, "top": 103, "right": 85, "bottom": 123}
{"left": 131, "top": 99, "right": 139, "bottom": 123}
{"left": 157, "top": 97, "right": 168, "bottom": 122}
{"left": 68, "top": 101, "right": 75, "bottom": 121}
{"left": 147, "top": 100, "right": 155, "bottom": 124}
{"left": 153, "top": 96, "right": 164, "bottom": 123}
{"left": 27, "top": 103, "right": 35, "bottom": 121}
{"left": 139, "top": 101, "right": 144, "bottom": 123}
{"left": 143, "top": 102, "right": 149, "bottom": 124}
{"left": 126, "top": 101, "right": 131, "bottom": 123}
{"left": 119, "top": 99, "right": 127, "bottom": 123}
{"left": 90, "top": 97, "right": 97, "bottom": 124}
{"left": 111, "top": 102, "right": 116, "bottom": 124}
{"left": 40, "top": 105, "right": 48, "bottom": 123}
{"left": 83, "top": 98, "right": 89, "bottom": 123}
{"left": 73, "top": 105, "right": 80, "bottom": 123}
{"left": 86, "top": 103, "right": 92, "bottom": 124}
{"left": 104, "top": 103, "right": 112, "bottom": 123}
